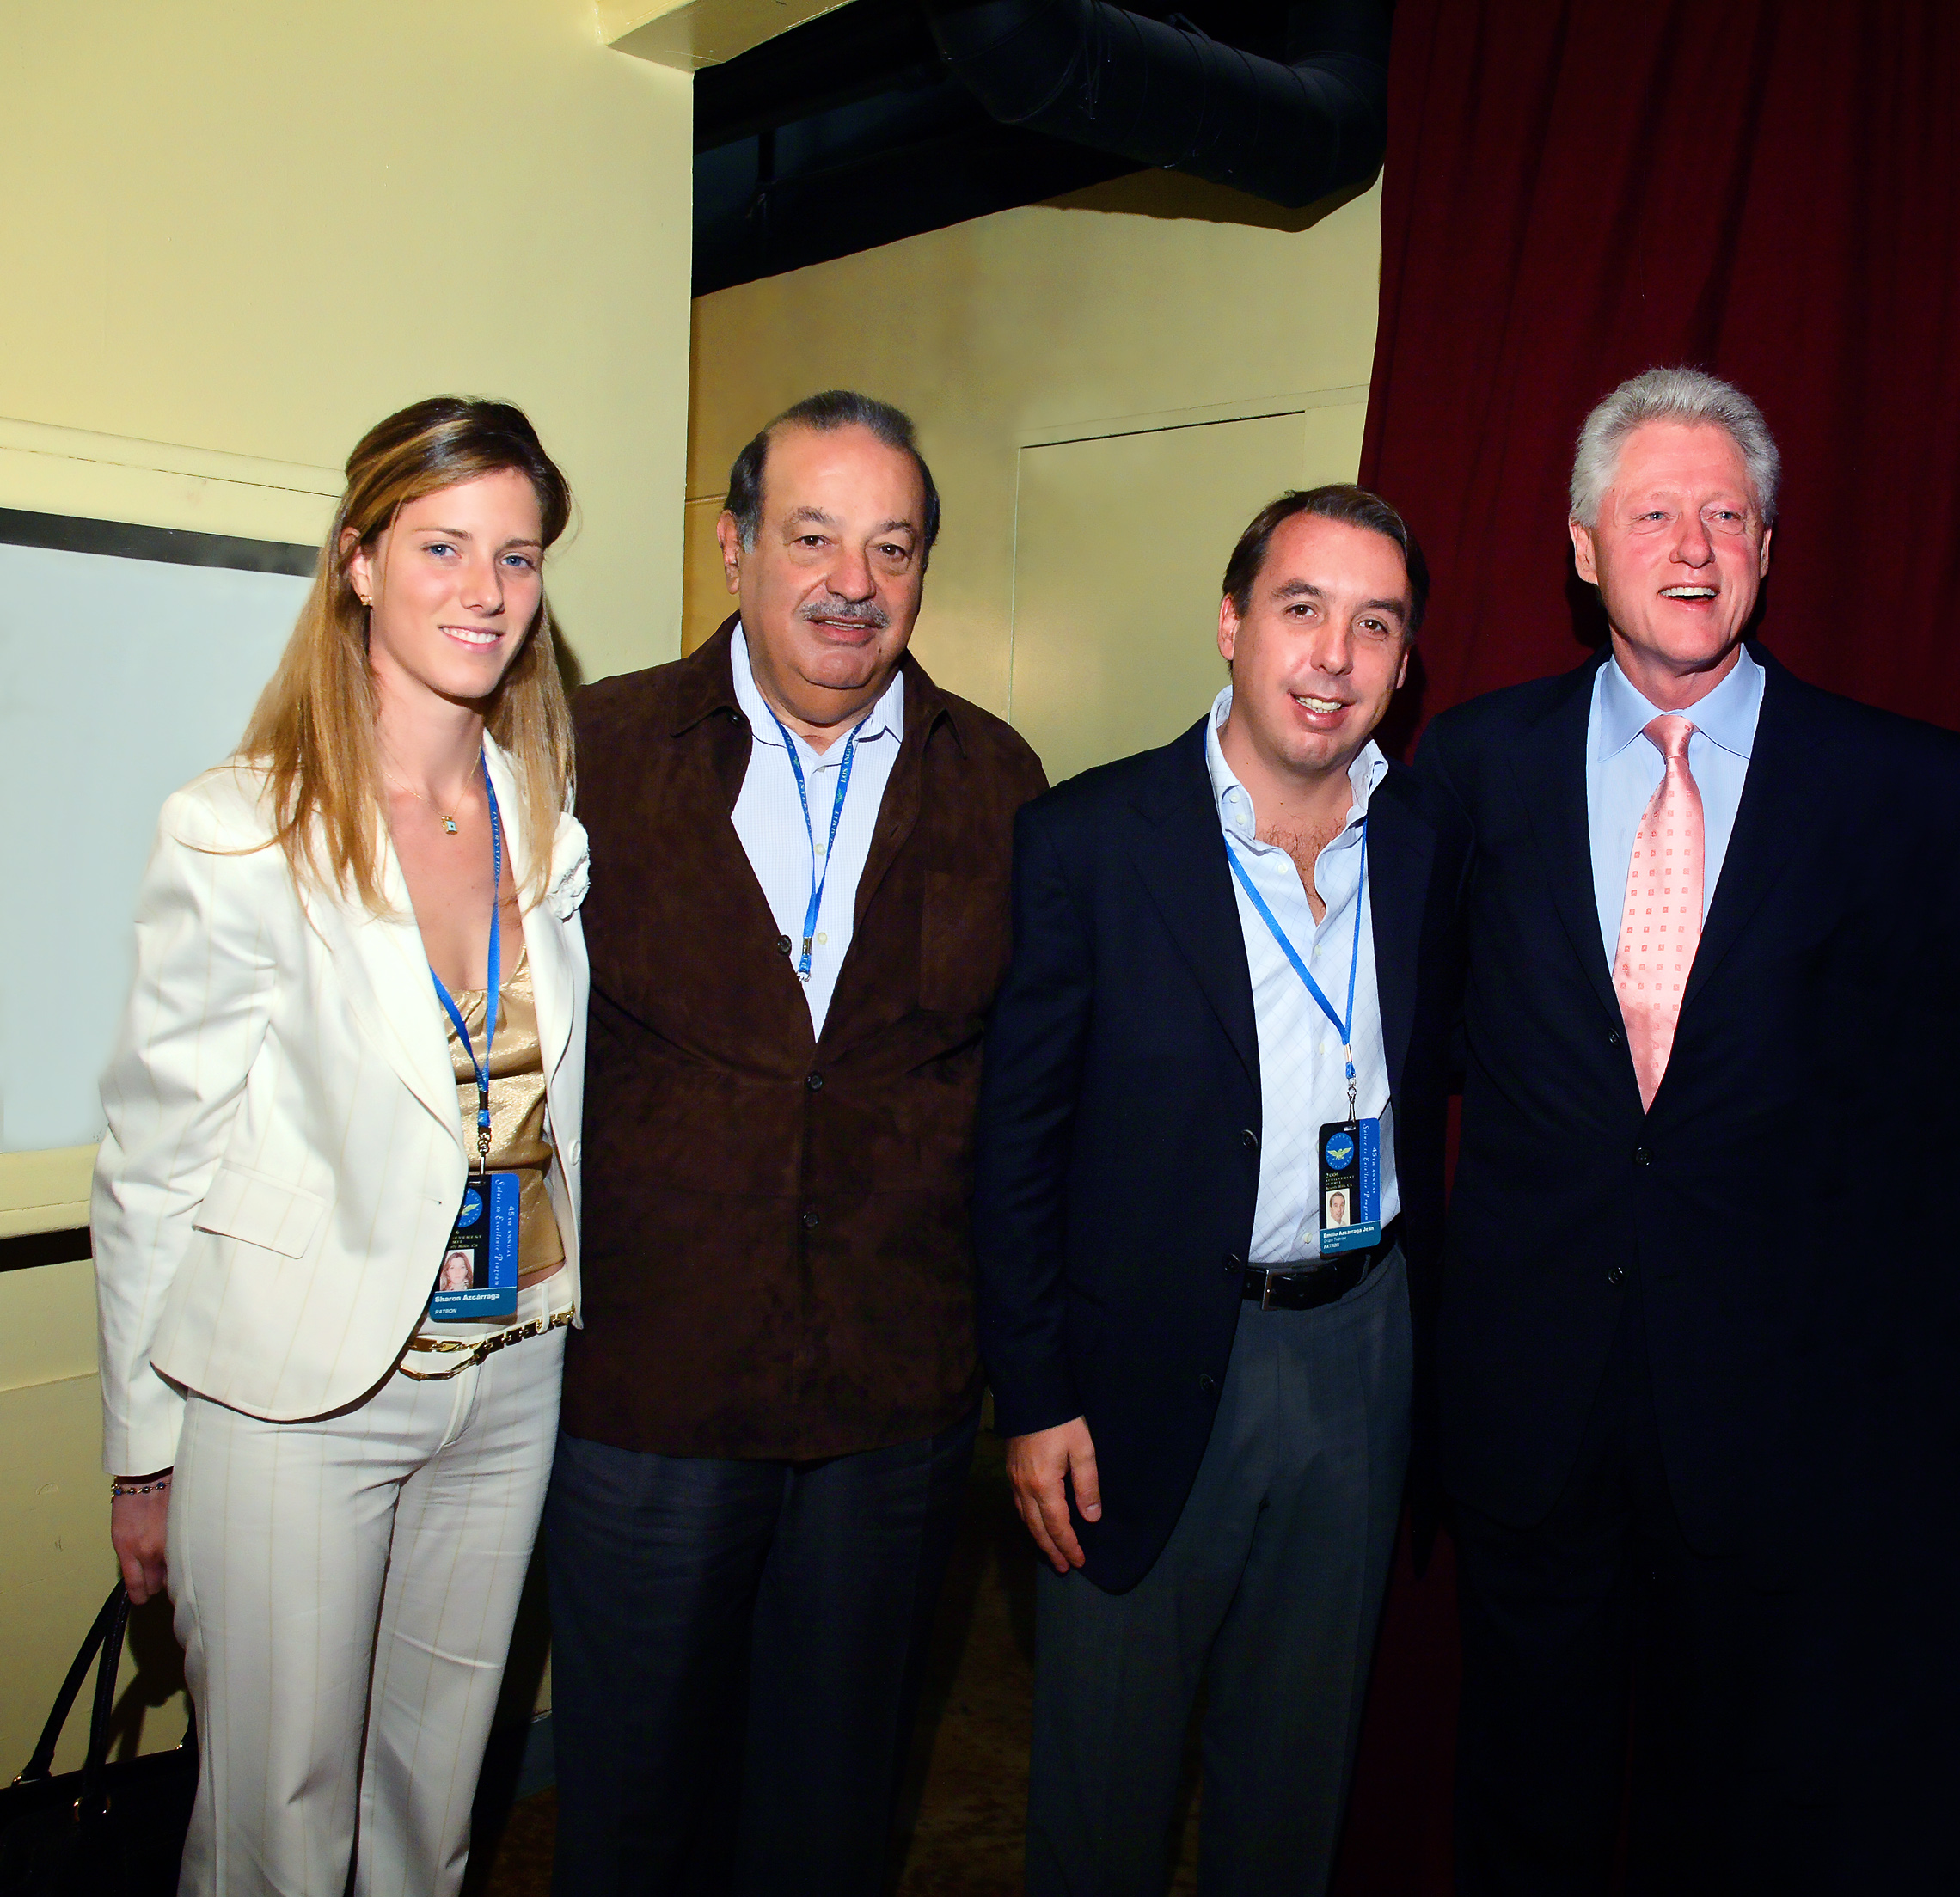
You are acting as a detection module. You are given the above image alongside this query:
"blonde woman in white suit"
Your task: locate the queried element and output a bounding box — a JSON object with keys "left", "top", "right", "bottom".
{"left": 92, "top": 397, "right": 591, "bottom": 1897}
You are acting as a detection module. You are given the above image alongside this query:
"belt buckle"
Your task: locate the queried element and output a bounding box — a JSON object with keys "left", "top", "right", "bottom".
{"left": 1260, "top": 1270, "right": 1277, "bottom": 1312}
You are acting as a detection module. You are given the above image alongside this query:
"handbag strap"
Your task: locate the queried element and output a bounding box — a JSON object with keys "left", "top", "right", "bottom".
{"left": 77, "top": 1587, "right": 131, "bottom": 1821}
{"left": 12, "top": 1583, "right": 126, "bottom": 1796}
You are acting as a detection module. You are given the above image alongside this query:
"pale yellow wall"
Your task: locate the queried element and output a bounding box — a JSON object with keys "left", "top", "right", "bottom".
{"left": 3, "top": 0, "right": 691, "bottom": 686}
{"left": 0, "top": 0, "right": 694, "bottom": 1769}
{"left": 0, "top": 1257, "right": 112, "bottom": 1771}
{"left": 1008, "top": 399, "right": 1371, "bottom": 783}
{"left": 685, "top": 170, "right": 1383, "bottom": 770}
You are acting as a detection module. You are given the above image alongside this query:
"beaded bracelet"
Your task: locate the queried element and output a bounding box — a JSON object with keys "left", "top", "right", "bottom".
{"left": 109, "top": 1475, "right": 172, "bottom": 1499}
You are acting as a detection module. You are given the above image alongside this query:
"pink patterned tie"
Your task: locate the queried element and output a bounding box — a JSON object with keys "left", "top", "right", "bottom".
{"left": 1613, "top": 714, "right": 1703, "bottom": 1111}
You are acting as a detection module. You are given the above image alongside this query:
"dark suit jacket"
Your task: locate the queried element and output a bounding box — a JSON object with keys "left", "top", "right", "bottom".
{"left": 564, "top": 620, "right": 1047, "bottom": 1459}
{"left": 971, "top": 719, "right": 1473, "bottom": 1593}
{"left": 1417, "top": 643, "right": 1960, "bottom": 1559}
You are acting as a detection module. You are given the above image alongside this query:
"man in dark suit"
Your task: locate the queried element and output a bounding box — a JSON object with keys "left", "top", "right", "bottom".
{"left": 549, "top": 391, "right": 1045, "bottom": 1894}
{"left": 974, "top": 486, "right": 1471, "bottom": 1895}
{"left": 1418, "top": 367, "right": 1960, "bottom": 1892}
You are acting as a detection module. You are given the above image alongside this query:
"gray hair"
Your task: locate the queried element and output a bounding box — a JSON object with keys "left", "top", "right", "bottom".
{"left": 1569, "top": 367, "right": 1780, "bottom": 527}
{"left": 725, "top": 389, "right": 940, "bottom": 566}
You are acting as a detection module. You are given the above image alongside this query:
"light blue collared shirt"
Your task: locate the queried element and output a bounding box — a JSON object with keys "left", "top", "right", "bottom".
{"left": 1205, "top": 686, "right": 1400, "bottom": 1264}
{"left": 729, "top": 622, "right": 905, "bottom": 1037}
{"left": 1586, "top": 645, "right": 1763, "bottom": 965}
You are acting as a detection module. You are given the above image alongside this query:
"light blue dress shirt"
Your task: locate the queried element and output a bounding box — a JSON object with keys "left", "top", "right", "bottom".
{"left": 1205, "top": 686, "right": 1400, "bottom": 1264}
{"left": 1586, "top": 646, "right": 1764, "bottom": 965}
{"left": 730, "top": 622, "right": 905, "bottom": 1037}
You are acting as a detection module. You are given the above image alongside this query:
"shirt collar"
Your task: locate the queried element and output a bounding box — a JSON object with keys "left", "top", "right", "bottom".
{"left": 1597, "top": 642, "right": 1762, "bottom": 763}
{"left": 731, "top": 620, "right": 906, "bottom": 753}
{"left": 1204, "top": 683, "right": 1387, "bottom": 848}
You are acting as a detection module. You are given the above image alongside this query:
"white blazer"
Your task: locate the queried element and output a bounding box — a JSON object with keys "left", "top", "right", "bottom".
{"left": 93, "top": 736, "right": 590, "bottom": 1477}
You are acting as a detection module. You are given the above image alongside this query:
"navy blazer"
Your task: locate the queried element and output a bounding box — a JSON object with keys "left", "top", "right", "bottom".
{"left": 1418, "top": 644, "right": 1960, "bottom": 1560}
{"left": 972, "top": 719, "right": 1473, "bottom": 1593}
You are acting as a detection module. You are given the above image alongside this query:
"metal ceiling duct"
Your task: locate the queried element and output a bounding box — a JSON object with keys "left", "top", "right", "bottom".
{"left": 691, "top": 0, "right": 1389, "bottom": 293}
{"left": 921, "top": 0, "right": 1390, "bottom": 208}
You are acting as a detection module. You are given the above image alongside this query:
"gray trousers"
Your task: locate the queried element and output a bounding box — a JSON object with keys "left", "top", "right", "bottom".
{"left": 1027, "top": 1246, "right": 1412, "bottom": 1897}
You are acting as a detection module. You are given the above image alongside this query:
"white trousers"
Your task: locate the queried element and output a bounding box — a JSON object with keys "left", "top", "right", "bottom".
{"left": 168, "top": 1297, "right": 564, "bottom": 1897}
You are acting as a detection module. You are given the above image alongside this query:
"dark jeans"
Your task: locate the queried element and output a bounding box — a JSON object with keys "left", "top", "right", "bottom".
{"left": 544, "top": 1404, "right": 978, "bottom": 1897}
{"left": 1451, "top": 1281, "right": 1822, "bottom": 1897}
{"left": 1028, "top": 1246, "right": 1412, "bottom": 1897}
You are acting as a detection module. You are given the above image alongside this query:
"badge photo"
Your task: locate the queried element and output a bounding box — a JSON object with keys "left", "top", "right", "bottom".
{"left": 1318, "top": 1118, "right": 1382, "bottom": 1255}
{"left": 428, "top": 1173, "right": 521, "bottom": 1321}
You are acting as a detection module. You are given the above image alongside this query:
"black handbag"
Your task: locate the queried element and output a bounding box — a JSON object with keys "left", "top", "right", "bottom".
{"left": 0, "top": 1583, "right": 198, "bottom": 1895}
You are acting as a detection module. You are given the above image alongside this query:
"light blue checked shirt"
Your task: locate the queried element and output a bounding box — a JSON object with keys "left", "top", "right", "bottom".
{"left": 1205, "top": 685, "right": 1400, "bottom": 1264}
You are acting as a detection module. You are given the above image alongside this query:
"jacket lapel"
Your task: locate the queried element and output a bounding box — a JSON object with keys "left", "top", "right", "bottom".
{"left": 485, "top": 737, "right": 582, "bottom": 1088}
{"left": 849, "top": 649, "right": 936, "bottom": 932}
{"left": 1505, "top": 655, "right": 1622, "bottom": 1028}
{"left": 530, "top": 813, "right": 583, "bottom": 1086}
{"left": 818, "top": 653, "right": 948, "bottom": 1056}
{"left": 1680, "top": 648, "right": 1805, "bottom": 1012}
{"left": 297, "top": 734, "right": 581, "bottom": 1159}
{"left": 303, "top": 835, "right": 467, "bottom": 1154}
{"left": 1363, "top": 766, "right": 1435, "bottom": 1102}
{"left": 672, "top": 621, "right": 820, "bottom": 1049}
{"left": 1128, "top": 722, "right": 1261, "bottom": 1092}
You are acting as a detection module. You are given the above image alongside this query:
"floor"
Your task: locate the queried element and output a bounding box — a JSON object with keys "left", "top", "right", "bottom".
{"left": 468, "top": 1432, "right": 1204, "bottom": 1895}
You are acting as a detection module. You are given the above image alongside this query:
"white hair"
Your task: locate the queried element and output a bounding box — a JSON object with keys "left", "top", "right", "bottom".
{"left": 1569, "top": 367, "right": 1780, "bottom": 527}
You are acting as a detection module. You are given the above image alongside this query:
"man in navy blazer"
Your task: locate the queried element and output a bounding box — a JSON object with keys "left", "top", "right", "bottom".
{"left": 1418, "top": 368, "right": 1960, "bottom": 1892}
{"left": 974, "top": 486, "right": 1470, "bottom": 1896}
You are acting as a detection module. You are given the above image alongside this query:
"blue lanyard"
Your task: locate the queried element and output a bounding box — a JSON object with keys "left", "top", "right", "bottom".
{"left": 764, "top": 704, "right": 870, "bottom": 983}
{"left": 428, "top": 753, "right": 503, "bottom": 1172}
{"left": 1225, "top": 817, "right": 1369, "bottom": 1113}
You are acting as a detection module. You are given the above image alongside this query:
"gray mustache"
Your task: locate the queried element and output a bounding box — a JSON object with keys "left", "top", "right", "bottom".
{"left": 798, "top": 597, "right": 889, "bottom": 630}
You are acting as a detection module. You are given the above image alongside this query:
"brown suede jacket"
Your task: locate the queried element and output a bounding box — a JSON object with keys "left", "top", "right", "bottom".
{"left": 561, "top": 619, "right": 1048, "bottom": 1459}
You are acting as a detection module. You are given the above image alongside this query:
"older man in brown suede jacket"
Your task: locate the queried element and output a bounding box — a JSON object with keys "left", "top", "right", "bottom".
{"left": 545, "top": 390, "right": 1045, "bottom": 1897}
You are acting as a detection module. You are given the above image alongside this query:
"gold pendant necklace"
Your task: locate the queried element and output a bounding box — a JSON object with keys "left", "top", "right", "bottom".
{"left": 388, "top": 777, "right": 463, "bottom": 835}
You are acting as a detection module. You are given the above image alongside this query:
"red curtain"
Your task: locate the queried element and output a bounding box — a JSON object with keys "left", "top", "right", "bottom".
{"left": 1360, "top": 0, "right": 1960, "bottom": 738}
{"left": 1336, "top": 8, "right": 1958, "bottom": 1889}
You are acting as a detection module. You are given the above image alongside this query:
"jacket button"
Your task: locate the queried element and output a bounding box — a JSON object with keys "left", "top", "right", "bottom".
{"left": 1240, "top": 1129, "right": 1259, "bottom": 1153}
{"left": 775, "top": 935, "right": 793, "bottom": 956}
{"left": 1197, "top": 1372, "right": 1218, "bottom": 1394}
{"left": 1223, "top": 1251, "right": 1244, "bottom": 1275}
{"left": 805, "top": 1072, "right": 824, "bottom": 1092}
{"left": 800, "top": 1209, "right": 819, "bottom": 1229}
{"left": 1606, "top": 1264, "right": 1626, "bottom": 1287}
{"left": 1607, "top": 1030, "right": 1623, "bottom": 1047}
{"left": 1632, "top": 1146, "right": 1651, "bottom": 1166}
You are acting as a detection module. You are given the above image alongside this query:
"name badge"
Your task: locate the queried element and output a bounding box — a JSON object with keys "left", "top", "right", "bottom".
{"left": 428, "top": 1172, "right": 521, "bottom": 1321}
{"left": 1318, "top": 1119, "right": 1381, "bottom": 1255}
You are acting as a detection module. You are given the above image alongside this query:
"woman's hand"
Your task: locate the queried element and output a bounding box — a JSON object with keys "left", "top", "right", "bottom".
{"left": 110, "top": 1478, "right": 172, "bottom": 1604}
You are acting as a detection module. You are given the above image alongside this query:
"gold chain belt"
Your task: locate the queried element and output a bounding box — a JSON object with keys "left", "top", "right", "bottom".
{"left": 398, "top": 1306, "right": 573, "bottom": 1381}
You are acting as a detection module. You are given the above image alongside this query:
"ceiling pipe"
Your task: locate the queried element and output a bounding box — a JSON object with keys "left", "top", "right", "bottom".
{"left": 919, "top": 0, "right": 1390, "bottom": 210}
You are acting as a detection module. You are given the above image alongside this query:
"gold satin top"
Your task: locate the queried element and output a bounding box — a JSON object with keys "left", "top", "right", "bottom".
{"left": 445, "top": 947, "right": 564, "bottom": 1284}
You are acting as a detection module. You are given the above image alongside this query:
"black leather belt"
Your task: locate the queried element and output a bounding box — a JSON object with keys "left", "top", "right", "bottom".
{"left": 1241, "top": 1219, "right": 1400, "bottom": 1311}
